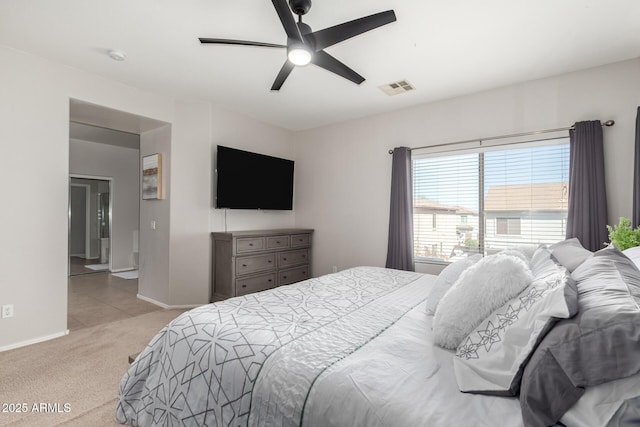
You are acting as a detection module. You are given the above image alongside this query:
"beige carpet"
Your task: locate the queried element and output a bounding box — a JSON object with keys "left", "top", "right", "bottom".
{"left": 0, "top": 309, "right": 185, "bottom": 426}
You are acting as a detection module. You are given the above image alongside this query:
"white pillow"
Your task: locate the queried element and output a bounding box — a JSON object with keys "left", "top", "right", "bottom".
{"left": 498, "top": 246, "right": 539, "bottom": 263}
{"left": 425, "top": 254, "right": 482, "bottom": 315}
{"left": 561, "top": 371, "right": 640, "bottom": 427}
{"left": 432, "top": 254, "right": 534, "bottom": 350}
{"left": 453, "top": 253, "right": 576, "bottom": 395}
{"left": 623, "top": 245, "right": 640, "bottom": 271}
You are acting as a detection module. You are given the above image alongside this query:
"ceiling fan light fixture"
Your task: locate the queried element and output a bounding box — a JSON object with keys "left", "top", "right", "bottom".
{"left": 287, "top": 46, "right": 312, "bottom": 66}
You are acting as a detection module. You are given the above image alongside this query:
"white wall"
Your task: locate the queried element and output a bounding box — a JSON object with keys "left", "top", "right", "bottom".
{"left": 138, "top": 125, "right": 172, "bottom": 305}
{"left": 69, "top": 140, "right": 140, "bottom": 271}
{"left": 0, "top": 45, "right": 298, "bottom": 350}
{"left": 2, "top": 39, "right": 638, "bottom": 351}
{"left": 209, "top": 107, "right": 296, "bottom": 232}
{"left": 0, "top": 45, "right": 171, "bottom": 351}
{"left": 294, "top": 58, "right": 640, "bottom": 276}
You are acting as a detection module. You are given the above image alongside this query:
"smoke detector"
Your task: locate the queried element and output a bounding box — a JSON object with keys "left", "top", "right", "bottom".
{"left": 107, "top": 50, "right": 127, "bottom": 61}
{"left": 379, "top": 79, "right": 415, "bottom": 96}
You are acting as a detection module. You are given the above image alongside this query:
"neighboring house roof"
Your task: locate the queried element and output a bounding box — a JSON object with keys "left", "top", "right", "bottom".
{"left": 414, "top": 198, "right": 478, "bottom": 215}
{"left": 485, "top": 182, "right": 568, "bottom": 212}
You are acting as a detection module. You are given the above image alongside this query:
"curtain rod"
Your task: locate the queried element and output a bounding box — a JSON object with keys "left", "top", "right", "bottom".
{"left": 388, "top": 120, "right": 615, "bottom": 154}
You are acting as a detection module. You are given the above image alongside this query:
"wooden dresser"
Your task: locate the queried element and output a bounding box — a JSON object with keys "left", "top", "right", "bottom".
{"left": 211, "top": 228, "right": 313, "bottom": 301}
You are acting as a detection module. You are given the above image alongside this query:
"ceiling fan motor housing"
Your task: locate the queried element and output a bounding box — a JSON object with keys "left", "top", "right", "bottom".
{"left": 289, "top": 0, "right": 311, "bottom": 15}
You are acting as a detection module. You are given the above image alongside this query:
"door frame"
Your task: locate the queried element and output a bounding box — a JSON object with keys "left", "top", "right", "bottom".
{"left": 69, "top": 183, "right": 91, "bottom": 259}
{"left": 68, "top": 174, "right": 113, "bottom": 275}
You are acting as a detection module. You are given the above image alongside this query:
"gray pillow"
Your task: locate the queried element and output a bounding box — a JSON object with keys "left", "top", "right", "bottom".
{"left": 425, "top": 254, "right": 482, "bottom": 315}
{"left": 549, "top": 237, "right": 593, "bottom": 272}
{"left": 519, "top": 244, "right": 640, "bottom": 427}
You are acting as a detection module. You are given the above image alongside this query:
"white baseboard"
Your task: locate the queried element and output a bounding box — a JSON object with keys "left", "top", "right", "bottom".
{"left": 0, "top": 330, "right": 69, "bottom": 353}
{"left": 136, "top": 294, "right": 201, "bottom": 310}
{"left": 111, "top": 267, "right": 136, "bottom": 273}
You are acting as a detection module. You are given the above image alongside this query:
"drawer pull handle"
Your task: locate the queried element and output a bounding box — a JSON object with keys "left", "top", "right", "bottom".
{"left": 242, "top": 264, "right": 247, "bottom": 267}
{"left": 249, "top": 243, "right": 253, "bottom": 246}
{"left": 283, "top": 257, "right": 287, "bottom": 261}
{"left": 242, "top": 284, "right": 247, "bottom": 288}
{"left": 283, "top": 276, "right": 287, "bottom": 279}
{"left": 268, "top": 260, "right": 272, "bottom": 263}
{"left": 268, "top": 279, "right": 272, "bottom": 282}
{"left": 276, "top": 241, "right": 280, "bottom": 244}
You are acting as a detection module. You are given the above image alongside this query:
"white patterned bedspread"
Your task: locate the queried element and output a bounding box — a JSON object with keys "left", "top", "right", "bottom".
{"left": 116, "top": 266, "right": 428, "bottom": 426}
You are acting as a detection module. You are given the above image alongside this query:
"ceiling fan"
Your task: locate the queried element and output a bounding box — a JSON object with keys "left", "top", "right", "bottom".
{"left": 199, "top": 0, "right": 397, "bottom": 91}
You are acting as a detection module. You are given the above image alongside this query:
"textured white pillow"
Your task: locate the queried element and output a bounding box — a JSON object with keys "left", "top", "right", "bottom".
{"left": 425, "top": 254, "right": 482, "bottom": 315}
{"left": 432, "top": 254, "right": 534, "bottom": 349}
{"left": 499, "top": 245, "right": 539, "bottom": 263}
{"left": 453, "top": 253, "right": 575, "bottom": 395}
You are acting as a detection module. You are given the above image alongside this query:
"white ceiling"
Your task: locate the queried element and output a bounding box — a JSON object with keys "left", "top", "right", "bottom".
{"left": 2, "top": 0, "right": 640, "bottom": 131}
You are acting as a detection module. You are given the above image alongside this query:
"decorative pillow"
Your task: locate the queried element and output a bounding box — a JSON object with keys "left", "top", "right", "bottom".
{"left": 453, "top": 250, "right": 577, "bottom": 395}
{"left": 425, "top": 254, "right": 482, "bottom": 315}
{"left": 432, "top": 254, "right": 534, "bottom": 350}
{"left": 549, "top": 237, "right": 592, "bottom": 272}
{"left": 497, "top": 248, "right": 529, "bottom": 263}
{"left": 520, "top": 244, "right": 640, "bottom": 427}
{"left": 529, "top": 246, "right": 552, "bottom": 276}
{"left": 499, "top": 245, "right": 539, "bottom": 263}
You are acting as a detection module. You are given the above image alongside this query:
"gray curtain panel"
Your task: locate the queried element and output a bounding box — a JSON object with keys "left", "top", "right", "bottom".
{"left": 386, "top": 147, "right": 415, "bottom": 271}
{"left": 633, "top": 107, "right": 640, "bottom": 228}
{"left": 566, "top": 120, "right": 609, "bottom": 251}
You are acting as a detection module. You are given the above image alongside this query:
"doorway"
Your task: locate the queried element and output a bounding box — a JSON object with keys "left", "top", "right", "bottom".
{"left": 68, "top": 176, "right": 112, "bottom": 276}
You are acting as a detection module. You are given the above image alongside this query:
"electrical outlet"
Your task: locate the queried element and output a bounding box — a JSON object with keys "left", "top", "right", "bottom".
{"left": 2, "top": 304, "right": 14, "bottom": 319}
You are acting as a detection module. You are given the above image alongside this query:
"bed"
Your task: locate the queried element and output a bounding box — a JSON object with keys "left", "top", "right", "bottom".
{"left": 116, "top": 241, "right": 640, "bottom": 427}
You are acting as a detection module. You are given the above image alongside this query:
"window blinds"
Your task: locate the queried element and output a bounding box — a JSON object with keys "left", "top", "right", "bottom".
{"left": 412, "top": 139, "right": 569, "bottom": 263}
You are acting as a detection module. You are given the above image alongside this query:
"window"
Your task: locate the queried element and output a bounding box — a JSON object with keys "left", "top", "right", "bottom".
{"left": 413, "top": 139, "right": 569, "bottom": 262}
{"left": 496, "top": 218, "right": 521, "bottom": 235}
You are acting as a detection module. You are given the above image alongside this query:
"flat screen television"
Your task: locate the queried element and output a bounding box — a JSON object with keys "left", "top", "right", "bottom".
{"left": 215, "top": 145, "right": 294, "bottom": 210}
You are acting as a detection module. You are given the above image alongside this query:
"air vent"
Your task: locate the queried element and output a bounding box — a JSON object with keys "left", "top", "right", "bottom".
{"left": 379, "top": 79, "right": 415, "bottom": 96}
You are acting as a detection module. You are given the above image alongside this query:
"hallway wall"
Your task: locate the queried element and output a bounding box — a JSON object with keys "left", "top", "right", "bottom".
{"left": 70, "top": 140, "right": 140, "bottom": 271}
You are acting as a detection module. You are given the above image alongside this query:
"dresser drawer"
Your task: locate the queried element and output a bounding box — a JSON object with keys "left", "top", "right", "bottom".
{"left": 279, "top": 266, "right": 310, "bottom": 286}
{"left": 212, "top": 229, "right": 313, "bottom": 301}
{"left": 236, "top": 273, "right": 276, "bottom": 296}
{"left": 278, "top": 249, "right": 309, "bottom": 268}
{"left": 291, "top": 234, "right": 311, "bottom": 247}
{"left": 236, "top": 254, "right": 276, "bottom": 275}
{"left": 266, "top": 235, "right": 290, "bottom": 250}
{"left": 236, "top": 237, "right": 265, "bottom": 253}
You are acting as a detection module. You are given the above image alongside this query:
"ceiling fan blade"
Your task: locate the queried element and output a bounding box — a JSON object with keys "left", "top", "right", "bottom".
{"left": 311, "top": 50, "right": 365, "bottom": 85}
{"left": 312, "top": 10, "right": 397, "bottom": 51}
{"left": 271, "top": 0, "right": 304, "bottom": 43}
{"left": 271, "top": 60, "right": 295, "bottom": 91}
{"left": 199, "top": 38, "right": 286, "bottom": 48}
